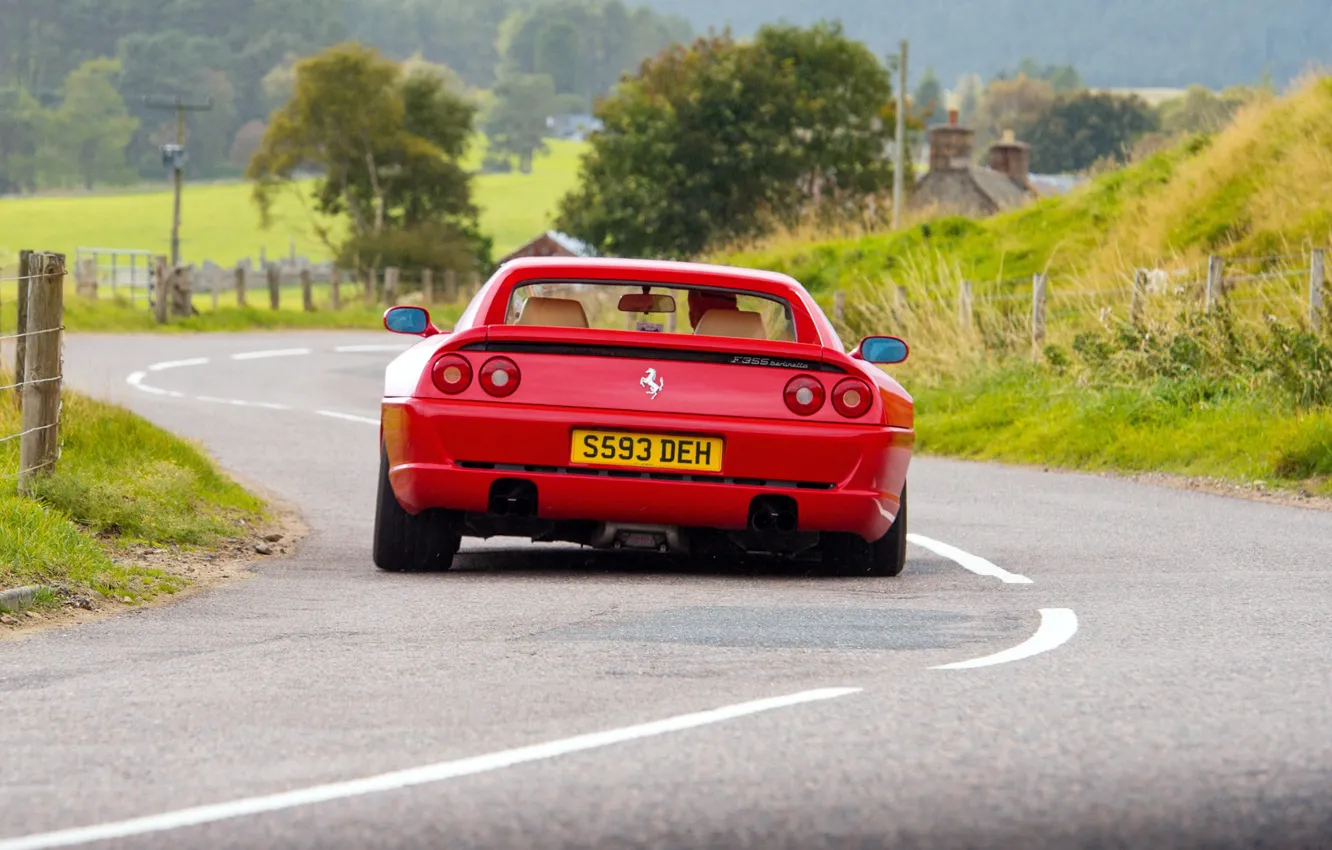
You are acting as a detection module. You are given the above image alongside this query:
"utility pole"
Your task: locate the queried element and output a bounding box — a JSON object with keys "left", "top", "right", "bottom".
{"left": 891, "top": 39, "right": 908, "bottom": 230}
{"left": 143, "top": 95, "right": 214, "bottom": 268}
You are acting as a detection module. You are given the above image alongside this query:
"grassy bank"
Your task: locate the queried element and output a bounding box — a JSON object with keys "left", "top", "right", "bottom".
{"left": 0, "top": 139, "right": 585, "bottom": 271}
{"left": 714, "top": 75, "right": 1332, "bottom": 495}
{"left": 1, "top": 387, "right": 267, "bottom": 612}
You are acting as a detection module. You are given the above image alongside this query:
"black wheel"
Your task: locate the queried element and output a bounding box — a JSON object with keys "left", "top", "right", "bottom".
{"left": 373, "top": 445, "right": 460, "bottom": 572}
{"left": 821, "top": 484, "right": 908, "bottom": 577}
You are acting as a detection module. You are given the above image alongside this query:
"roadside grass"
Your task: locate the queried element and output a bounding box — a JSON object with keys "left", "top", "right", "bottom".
{"left": 0, "top": 139, "right": 585, "bottom": 271}
{"left": 912, "top": 368, "right": 1332, "bottom": 497}
{"left": 0, "top": 386, "right": 265, "bottom": 606}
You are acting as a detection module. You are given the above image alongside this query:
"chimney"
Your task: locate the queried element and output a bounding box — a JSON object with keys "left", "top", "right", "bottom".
{"left": 928, "top": 110, "right": 974, "bottom": 173}
{"left": 987, "top": 128, "right": 1031, "bottom": 190}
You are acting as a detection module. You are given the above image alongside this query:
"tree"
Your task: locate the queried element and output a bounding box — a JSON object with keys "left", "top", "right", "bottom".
{"left": 484, "top": 72, "right": 557, "bottom": 172}
{"left": 42, "top": 58, "right": 138, "bottom": 189}
{"left": 556, "top": 24, "right": 897, "bottom": 258}
{"left": 972, "top": 75, "right": 1055, "bottom": 150}
{"left": 1157, "top": 84, "right": 1261, "bottom": 135}
{"left": 1018, "top": 91, "right": 1159, "bottom": 173}
{"left": 247, "top": 42, "right": 487, "bottom": 271}
{"left": 913, "top": 67, "right": 945, "bottom": 127}
{"left": 534, "top": 21, "right": 583, "bottom": 96}
{"left": 0, "top": 88, "right": 42, "bottom": 194}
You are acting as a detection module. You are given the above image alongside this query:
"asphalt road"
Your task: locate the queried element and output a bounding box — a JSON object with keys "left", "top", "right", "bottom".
{"left": 3, "top": 330, "right": 1331, "bottom": 849}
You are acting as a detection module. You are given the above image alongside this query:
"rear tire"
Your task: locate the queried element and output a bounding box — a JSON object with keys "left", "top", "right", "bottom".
{"left": 373, "top": 445, "right": 460, "bottom": 572}
{"left": 821, "top": 484, "right": 908, "bottom": 577}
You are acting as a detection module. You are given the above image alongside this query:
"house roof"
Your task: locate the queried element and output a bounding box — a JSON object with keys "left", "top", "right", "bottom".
{"left": 967, "top": 166, "right": 1031, "bottom": 210}
{"left": 545, "top": 230, "right": 595, "bottom": 257}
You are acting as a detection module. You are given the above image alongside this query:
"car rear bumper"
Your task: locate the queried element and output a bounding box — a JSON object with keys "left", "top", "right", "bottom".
{"left": 382, "top": 398, "right": 913, "bottom": 540}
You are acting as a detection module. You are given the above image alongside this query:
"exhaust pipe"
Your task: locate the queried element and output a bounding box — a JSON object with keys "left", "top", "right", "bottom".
{"left": 749, "top": 497, "right": 798, "bottom": 533}
{"left": 487, "top": 479, "right": 538, "bottom": 518}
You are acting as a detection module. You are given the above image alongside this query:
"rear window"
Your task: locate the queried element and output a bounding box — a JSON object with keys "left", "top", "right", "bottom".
{"left": 504, "top": 280, "right": 797, "bottom": 342}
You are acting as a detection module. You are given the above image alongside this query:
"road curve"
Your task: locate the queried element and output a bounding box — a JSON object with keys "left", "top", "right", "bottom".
{"left": 1, "top": 330, "right": 1330, "bottom": 849}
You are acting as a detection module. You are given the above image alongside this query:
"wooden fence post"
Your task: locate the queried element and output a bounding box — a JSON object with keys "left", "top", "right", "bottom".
{"left": 384, "top": 267, "right": 400, "bottom": 305}
{"left": 235, "top": 266, "right": 247, "bottom": 308}
{"left": 833, "top": 290, "right": 846, "bottom": 324}
{"left": 363, "top": 267, "right": 376, "bottom": 301}
{"left": 76, "top": 257, "right": 98, "bottom": 298}
{"left": 301, "top": 269, "right": 314, "bottom": 312}
{"left": 467, "top": 270, "right": 479, "bottom": 298}
{"left": 154, "top": 256, "right": 169, "bottom": 325}
{"left": 444, "top": 269, "right": 458, "bottom": 302}
{"left": 1310, "top": 248, "right": 1325, "bottom": 331}
{"left": 957, "top": 280, "right": 973, "bottom": 329}
{"left": 18, "top": 252, "right": 65, "bottom": 493}
{"left": 1031, "top": 273, "right": 1047, "bottom": 349}
{"left": 330, "top": 267, "right": 341, "bottom": 311}
{"left": 1131, "top": 269, "right": 1147, "bottom": 326}
{"left": 421, "top": 269, "right": 434, "bottom": 305}
{"left": 170, "top": 266, "right": 194, "bottom": 318}
{"left": 1205, "top": 255, "right": 1224, "bottom": 312}
{"left": 211, "top": 269, "right": 219, "bottom": 312}
{"left": 267, "top": 264, "right": 281, "bottom": 310}
{"left": 15, "top": 249, "right": 31, "bottom": 403}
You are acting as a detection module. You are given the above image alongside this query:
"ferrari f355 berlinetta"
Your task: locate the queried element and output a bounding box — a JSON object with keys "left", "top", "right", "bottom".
{"left": 376, "top": 257, "right": 913, "bottom": 575}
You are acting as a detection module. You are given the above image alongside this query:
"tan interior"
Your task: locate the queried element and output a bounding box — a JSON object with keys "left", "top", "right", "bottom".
{"left": 693, "top": 309, "right": 766, "bottom": 340}
{"left": 516, "top": 296, "right": 589, "bottom": 328}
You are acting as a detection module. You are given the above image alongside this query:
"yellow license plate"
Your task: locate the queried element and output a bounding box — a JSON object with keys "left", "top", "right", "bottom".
{"left": 571, "top": 429, "right": 723, "bottom": 472}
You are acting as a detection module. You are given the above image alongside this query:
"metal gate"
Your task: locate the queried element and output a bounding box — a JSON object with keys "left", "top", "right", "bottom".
{"left": 74, "top": 247, "right": 157, "bottom": 308}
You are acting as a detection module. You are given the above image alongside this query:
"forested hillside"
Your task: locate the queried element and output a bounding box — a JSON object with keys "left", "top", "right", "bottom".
{"left": 0, "top": 0, "right": 688, "bottom": 189}
{"left": 647, "top": 0, "right": 1330, "bottom": 90}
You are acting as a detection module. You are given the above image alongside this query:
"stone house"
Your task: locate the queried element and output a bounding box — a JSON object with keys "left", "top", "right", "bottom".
{"left": 909, "top": 110, "right": 1037, "bottom": 217}
{"left": 497, "top": 230, "right": 596, "bottom": 265}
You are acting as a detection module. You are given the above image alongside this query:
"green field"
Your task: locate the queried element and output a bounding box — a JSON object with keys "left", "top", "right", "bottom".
{"left": 0, "top": 139, "right": 585, "bottom": 272}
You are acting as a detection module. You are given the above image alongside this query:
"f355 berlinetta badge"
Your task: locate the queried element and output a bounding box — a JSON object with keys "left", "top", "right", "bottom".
{"left": 640, "top": 367, "right": 664, "bottom": 399}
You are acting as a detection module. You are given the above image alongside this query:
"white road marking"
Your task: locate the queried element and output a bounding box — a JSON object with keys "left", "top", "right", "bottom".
{"left": 229, "top": 348, "right": 311, "bottom": 361}
{"left": 907, "top": 533, "right": 1033, "bottom": 584}
{"left": 126, "top": 371, "right": 146, "bottom": 386}
{"left": 931, "top": 608, "right": 1078, "bottom": 670}
{"left": 333, "top": 344, "right": 409, "bottom": 353}
{"left": 315, "top": 410, "right": 379, "bottom": 425}
{"left": 195, "top": 396, "right": 290, "bottom": 411}
{"left": 0, "top": 688, "right": 860, "bottom": 850}
{"left": 147, "top": 357, "right": 210, "bottom": 371}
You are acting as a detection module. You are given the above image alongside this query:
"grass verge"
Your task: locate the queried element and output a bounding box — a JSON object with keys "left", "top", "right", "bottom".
{"left": 913, "top": 367, "right": 1332, "bottom": 498}
{"left": 1, "top": 386, "right": 270, "bottom": 619}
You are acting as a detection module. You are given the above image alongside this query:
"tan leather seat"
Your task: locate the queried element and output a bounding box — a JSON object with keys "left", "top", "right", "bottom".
{"left": 517, "top": 296, "right": 589, "bottom": 328}
{"left": 693, "top": 309, "right": 766, "bottom": 339}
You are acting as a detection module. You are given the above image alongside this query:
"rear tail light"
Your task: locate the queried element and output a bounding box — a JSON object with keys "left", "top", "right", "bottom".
{"left": 831, "top": 378, "right": 873, "bottom": 418}
{"left": 431, "top": 354, "right": 472, "bottom": 394}
{"left": 479, "top": 356, "right": 521, "bottom": 397}
{"left": 783, "top": 374, "right": 825, "bottom": 416}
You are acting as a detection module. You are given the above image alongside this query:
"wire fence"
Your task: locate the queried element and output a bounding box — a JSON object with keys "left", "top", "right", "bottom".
{"left": 1, "top": 251, "right": 66, "bottom": 491}
{"left": 65, "top": 251, "right": 483, "bottom": 323}
{"left": 828, "top": 249, "right": 1328, "bottom": 344}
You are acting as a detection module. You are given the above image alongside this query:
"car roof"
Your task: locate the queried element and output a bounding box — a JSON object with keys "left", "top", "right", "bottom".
{"left": 496, "top": 256, "right": 808, "bottom": 298}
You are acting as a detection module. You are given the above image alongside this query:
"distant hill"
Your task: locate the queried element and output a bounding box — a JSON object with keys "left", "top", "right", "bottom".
{"left": 647, "top": 0, "right": 1331, "bottom": 89}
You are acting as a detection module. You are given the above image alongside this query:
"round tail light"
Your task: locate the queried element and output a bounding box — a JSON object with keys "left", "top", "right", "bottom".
{"left": 783, "top": 375, "right": 825, "bottom": 416}
{"left": 831, "top": 378, "right": 873, "bottom": 418}
{"left": 479, "top": 356, "right": 521, "bottom": 397}
{"left": 431, "top": 354, "right": 472, "bottom": 394}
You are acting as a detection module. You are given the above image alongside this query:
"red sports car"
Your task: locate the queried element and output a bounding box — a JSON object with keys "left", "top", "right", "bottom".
{"left": 376, "top": 257, "right": 914, "bottom": 575}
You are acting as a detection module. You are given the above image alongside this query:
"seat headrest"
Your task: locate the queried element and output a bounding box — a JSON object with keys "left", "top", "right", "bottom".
{"left": 517, "top": 296, "right": 589, "bottom": 328}
{"left": 693, "top": 309, "right": 766, "bottom": 340}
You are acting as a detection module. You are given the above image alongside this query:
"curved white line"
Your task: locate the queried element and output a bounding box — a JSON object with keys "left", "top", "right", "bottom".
{"left": 0, "top": 687, "right": 860, "bottom": 850}
{"left": 230, "top": 348, "right": 311, "bottom": 360}
{"left": 148, "top": 357, "right": 210, "bottom": 371}
{"left": 931, "top": 608, "right": 1077, "bottom": 670}
{"left": 907, "top": 533, "right": 1033, "bottom": 584}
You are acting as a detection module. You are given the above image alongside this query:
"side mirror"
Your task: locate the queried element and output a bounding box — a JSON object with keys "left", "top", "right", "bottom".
{"left": 383, "top": 306, "right": 437, "bottom": 336}
{"left": 852, "top": 335, "right": 909, "bottom": 364}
